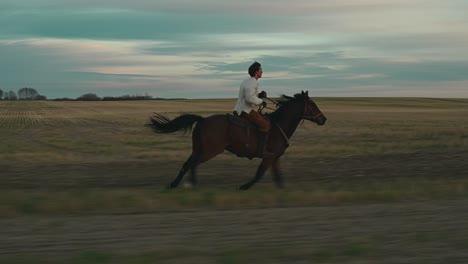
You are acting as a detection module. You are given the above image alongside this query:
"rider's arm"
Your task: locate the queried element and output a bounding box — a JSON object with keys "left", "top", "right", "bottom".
{"left": 244, "top": 80, "right": 263, "bottom": 106}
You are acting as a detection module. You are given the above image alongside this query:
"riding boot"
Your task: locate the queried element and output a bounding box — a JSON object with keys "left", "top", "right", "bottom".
{"left": 257, "top": 132, "right": 275, "bottom": 158}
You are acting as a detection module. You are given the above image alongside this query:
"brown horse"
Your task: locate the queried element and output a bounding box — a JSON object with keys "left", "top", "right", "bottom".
{"left": 147, "top": 90, "right": 327, "bottom": 190}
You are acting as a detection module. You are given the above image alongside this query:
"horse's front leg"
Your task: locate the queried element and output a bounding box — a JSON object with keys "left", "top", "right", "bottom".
{"left": 272, "top": 157, "right": 285, "bottom": 188}
{"left": 239, "top": 158, "right": 274, "bottom": 190}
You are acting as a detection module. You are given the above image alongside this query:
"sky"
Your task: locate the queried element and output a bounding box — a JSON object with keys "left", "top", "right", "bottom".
{"left": 1, "top": 0, "right": 468, "bottom": 99}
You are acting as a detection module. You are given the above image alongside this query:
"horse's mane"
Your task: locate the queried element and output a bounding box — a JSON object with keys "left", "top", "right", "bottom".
{"left": 266, "top": 93, "right": 307, "bottom": 121}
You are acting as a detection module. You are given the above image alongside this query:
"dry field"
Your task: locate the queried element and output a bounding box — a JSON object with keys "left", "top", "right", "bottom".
{"left": 1, "top": 97, "right": 468, "bottom": 263}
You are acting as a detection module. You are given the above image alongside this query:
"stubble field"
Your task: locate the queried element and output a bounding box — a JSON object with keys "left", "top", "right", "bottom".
{"left": 1, "top": 97, "right": 468, "bottom": 263}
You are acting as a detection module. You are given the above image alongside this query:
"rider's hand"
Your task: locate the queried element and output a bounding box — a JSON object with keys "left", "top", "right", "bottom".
{"left": 262, "top": 101, "right": 267, "bottom": 108}
{"left": 258, "top": 91, "right": 267, "bottom": 98}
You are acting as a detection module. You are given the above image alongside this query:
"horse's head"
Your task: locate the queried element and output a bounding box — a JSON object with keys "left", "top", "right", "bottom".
{"left": 301, "top": 91, "right": 327, "bottom": 126}
{"left": 268, "top": 91, "right": 327, "bottom": 126}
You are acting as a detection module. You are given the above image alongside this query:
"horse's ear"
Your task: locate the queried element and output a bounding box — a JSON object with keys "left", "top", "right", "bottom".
{"left": 305, "top": 91, "right": 309, "bottom": 96}
{"left": 301, "top": 90, "right": 304, "bottom": 94}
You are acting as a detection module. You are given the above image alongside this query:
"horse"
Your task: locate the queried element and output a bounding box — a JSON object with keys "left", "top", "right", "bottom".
{"left": 147, "top": 90, "right": 327, "bottom": 190}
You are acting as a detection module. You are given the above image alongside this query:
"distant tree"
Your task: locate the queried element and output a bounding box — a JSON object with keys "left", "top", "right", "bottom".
{"left": 77, "top": 93, "right": 101, "bottom": 101}
{"left": 53, "top": 97, "right": 74, "bottom": 101}
{"left": 144, "top": 92, "right": 153, "bottom": 100}
{"left": 4, "top": 90, "right": 17, "bottom": 100}
{"left": 0, "top": 89, "right": 3, "bottom": 99}
{"left": 102, "top": 96, "right": 118, "bottom": 101}
{"left": 35, "top": 95, "right": 47, "bottom": 100}
{"left": 18, "top": 87, "right": 39, "bottom": 100}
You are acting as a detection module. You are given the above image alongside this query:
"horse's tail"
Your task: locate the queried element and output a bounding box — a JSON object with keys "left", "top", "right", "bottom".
{"left": 147, "top": 113, "right": 204, "bottom": 134}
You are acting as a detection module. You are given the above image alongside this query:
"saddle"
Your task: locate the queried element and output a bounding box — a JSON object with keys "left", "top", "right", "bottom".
{"left": 226, "top": 112, "right": 257, "bottom": 129}
{"left": 226, "top": 112, "right": 268, "bottom": 160}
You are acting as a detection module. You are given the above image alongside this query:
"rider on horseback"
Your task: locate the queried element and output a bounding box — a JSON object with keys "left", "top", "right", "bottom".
{"left": 233, "top": 61, "right": 274, "bottom": 158}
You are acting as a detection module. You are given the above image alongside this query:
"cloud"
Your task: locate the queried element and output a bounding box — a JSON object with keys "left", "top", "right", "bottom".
{"left": 0, "top": 8, "right": 299, "bottom": 41}
{"left": 1, "top": 1, "right": 468, "bottom": 98}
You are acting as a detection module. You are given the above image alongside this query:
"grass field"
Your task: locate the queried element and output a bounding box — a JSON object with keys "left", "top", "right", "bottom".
{"left": 1, "top": 97, "right": 468, "bottom": 263}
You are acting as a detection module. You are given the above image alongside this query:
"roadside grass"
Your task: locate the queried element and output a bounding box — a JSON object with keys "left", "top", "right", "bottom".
{"left": 0, "top": 245, "right": 380, "bottom": 264}
{"left": 2, "top": 178, "right": 468, "bottom": 217}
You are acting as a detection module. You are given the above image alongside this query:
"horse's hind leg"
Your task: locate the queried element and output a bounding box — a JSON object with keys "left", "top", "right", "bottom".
{"left": 240, "top": 158, "right": 274, "bottom": 190}
{"left": 183, "top": 146, "right": 224, "bottom": 187}
{"left": 168, "top": 155, "right": 195, "bottom": 189}
{"left": 272, "top": 157, "right": 284, "bottom": 189}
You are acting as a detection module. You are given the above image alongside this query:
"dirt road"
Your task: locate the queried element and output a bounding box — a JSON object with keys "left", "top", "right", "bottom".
{"left": 2, "top": 199, "right": 468, "bottom": 263}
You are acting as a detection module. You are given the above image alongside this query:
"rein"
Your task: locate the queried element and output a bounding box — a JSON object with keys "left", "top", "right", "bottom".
{"left": 258, "top": 97, "right": 279, "bottom": 112}
{"left": 262, "top": 96, "right": 323, "bottom": 121}
{"left": 273, "top": 121, "right": 290, "bottom": 147}
{"left": 265, "top": 97, "right": 279, "bottom": 106}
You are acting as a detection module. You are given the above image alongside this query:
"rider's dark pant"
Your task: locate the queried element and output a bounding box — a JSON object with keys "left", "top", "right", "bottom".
{"left": 240, "top": 110, "right": 270, "bottom": 133}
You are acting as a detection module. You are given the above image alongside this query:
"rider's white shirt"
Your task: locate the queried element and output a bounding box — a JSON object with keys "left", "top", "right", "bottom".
{"left": 233, "top": 77, "right": 264, "bottom": 114}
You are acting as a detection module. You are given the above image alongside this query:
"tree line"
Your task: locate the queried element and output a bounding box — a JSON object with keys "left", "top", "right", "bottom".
{"left": 55, "top": 93, "right": 155, "bottom": 101}
{"left": 0, "top": 88, "right": 47, "bottom": 100}
{"left": 0, "top": 89, "right": 166, "bottom": 101}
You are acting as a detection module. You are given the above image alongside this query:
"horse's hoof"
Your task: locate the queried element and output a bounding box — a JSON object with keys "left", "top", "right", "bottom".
{"left": 275, "top": 182, "right": 285, "bottom": 189}
{"left": 166, "top": 182, "right": 177, "bottom": 189}
{"left": 183, "top": 182, "right": 194, "bottom": 189}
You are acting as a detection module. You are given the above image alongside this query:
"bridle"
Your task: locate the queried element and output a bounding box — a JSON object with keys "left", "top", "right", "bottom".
{"left": 261, "top": 96, "right": 323, "bottom": 122}
{"left": 302, "top": 99, "right": 324, "bottom": 122}
{"left": 260, "top": 95, "right": 323, "bottom": 147}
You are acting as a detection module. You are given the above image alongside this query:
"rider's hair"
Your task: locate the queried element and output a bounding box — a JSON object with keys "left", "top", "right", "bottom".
{"left": 248, "top": 61, "right": 262, "bottom": 77}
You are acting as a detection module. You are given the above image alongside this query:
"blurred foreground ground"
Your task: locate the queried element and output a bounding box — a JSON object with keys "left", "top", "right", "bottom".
{"left": 1, "top": 200, "right": 468, "bottom": 264}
